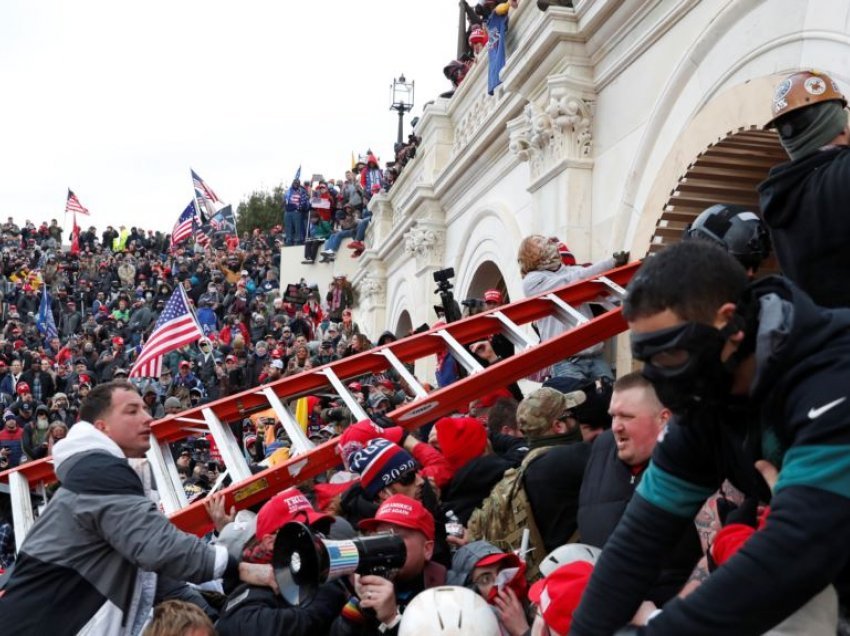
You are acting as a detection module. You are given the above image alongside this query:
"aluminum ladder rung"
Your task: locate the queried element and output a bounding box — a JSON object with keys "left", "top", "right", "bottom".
{"left": 376, "top": 348, "right": 428, "bottom": 399}
{"left": 488, "top": 311, "right": 538, "bottom": 350}
{"left": 318, "top": 367, "right": 370, "bottom": 421}
{"left": 9, "top": 471, "right": 35, "bottom": 555}
{"left": 544, "top": 293, "right": 589, "bottom": 327}
{"left": 146, "top": 439, "right": 188, "bottom": 514}
{"left": 202, "top": 407, "right": 252, "bottom": 483}
{"left": 594, "top": 275, "right": 627, "bottom": 299}
{"left": 435, "top": 329, "right": 484, "bottom": 375}
{"left": 261, "top": 387, "right": 316, "bottom": 456}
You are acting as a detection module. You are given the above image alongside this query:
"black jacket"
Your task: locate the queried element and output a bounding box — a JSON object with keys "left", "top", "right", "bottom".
{"left": 577, "top": 430, "right": 701, "bottom": 605}
{"left": 572, "top": 277, "right": 850, "bottom": 635}
{"left": 524, "top": 439, "right": 591, "bottom": 553}
{"left": 441, "top": 454, "right": 516, "bottom": 525}
{"left": 758, "top": 146, "right": 850, "bottom": 307}
{"left": 216, "top": 581, "right": 346, "bottom": 636}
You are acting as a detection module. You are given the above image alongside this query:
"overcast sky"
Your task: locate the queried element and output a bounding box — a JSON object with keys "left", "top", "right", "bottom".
{"left": 0, "top": 1, "right": 459, "bottom": 234}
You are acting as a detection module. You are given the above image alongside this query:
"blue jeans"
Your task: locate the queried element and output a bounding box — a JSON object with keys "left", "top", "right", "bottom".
{"left": 354, "top": 218, "right": 370, "bottom": 242}
{"left": 324, "top": 228, "right": 355, "bottom": 252}
{"left": 284, "top": 210, "right": 304, "bottom": 245}
{"left": 551, "top": 355, "right": 613, "bottom": 389}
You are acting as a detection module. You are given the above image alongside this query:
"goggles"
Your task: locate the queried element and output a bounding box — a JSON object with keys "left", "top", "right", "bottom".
{"left": 631, "top": 322, "right": 724, "bottom": 376}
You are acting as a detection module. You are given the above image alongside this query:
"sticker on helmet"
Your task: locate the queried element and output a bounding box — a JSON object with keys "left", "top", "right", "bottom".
{"left": 773, "top": 79, "right": 792, "bottom": 104}
{"left": 804, "top": 76, "right": 827, "bottom": 95}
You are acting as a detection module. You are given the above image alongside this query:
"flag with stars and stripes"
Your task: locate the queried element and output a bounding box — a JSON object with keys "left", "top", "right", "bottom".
{"left": 191, "top": 168, "right": 221, "bottom": 221}
{"left": 170, "top": 201, "right": 196, "bottom": 248}
{"left": 65, "top": 189, "right": 90, "bottom": 215}
{"left": 129, "top": 286, "right": 203, "bottom": 379}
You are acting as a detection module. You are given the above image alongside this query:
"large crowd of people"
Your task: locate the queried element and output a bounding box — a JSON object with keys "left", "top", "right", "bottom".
{"left": 1, "top": 63, "right": 850, "bottom": 636}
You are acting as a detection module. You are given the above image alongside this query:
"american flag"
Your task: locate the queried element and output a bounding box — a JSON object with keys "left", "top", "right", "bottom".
{"left": 129, "top": 286, "right": 203, "bottom": 379}
{"left": 65, "top": 189, "right": 90, "bottom": 215}
{"left": 171, "top": 201, "right": 196, "bottom": 247}
{"left": 191, "top": 169, "right": 221, "bottom": 219}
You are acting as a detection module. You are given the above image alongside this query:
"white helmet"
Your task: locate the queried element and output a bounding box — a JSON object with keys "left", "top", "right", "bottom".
{"left": 538, "top": 543, "right": 601, "bottom": 578}
{"left": 399, "top": 586, "right": 500, "bottom": 636}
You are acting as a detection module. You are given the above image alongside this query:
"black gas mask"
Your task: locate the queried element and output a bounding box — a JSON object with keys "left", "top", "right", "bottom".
{"left": 631, "top": 320, "right": 742, "bottom": 415}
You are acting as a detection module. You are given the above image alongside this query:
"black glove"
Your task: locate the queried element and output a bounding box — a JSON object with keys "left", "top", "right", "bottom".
{"left": 613, "top": 250, "right": 630, "bottom": 267}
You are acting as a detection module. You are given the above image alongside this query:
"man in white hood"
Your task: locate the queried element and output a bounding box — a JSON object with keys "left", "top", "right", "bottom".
{"left": 0, "top": 381, "right": 274, "bottom": 635}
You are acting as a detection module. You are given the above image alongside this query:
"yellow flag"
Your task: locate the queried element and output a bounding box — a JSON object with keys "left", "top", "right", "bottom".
{"left": 294, "top": 397, "right": 309, "bottom": 433}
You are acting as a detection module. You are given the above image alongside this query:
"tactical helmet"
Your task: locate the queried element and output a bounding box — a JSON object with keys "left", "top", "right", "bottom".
{"left": 766, "top": 70, "right": 847, "bottom": 131}
{"left": 684, "top": 204, "right": 772, "bottom": 272}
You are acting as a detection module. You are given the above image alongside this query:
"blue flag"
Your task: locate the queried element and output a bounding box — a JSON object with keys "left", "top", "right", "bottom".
{"left": 36, "top": 286, "right": 58, "bottom": 349}
{"left": 293, "top": 164, "right": 302, "bottom": 184}
{"left": 487, "top": 11, "right": 509, "bottom": 95}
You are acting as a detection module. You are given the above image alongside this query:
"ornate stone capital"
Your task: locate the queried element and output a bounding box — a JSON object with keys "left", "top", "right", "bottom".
{"left": 403, "top": 222, "right": 446, "bottom": 271}
{"left": 358, "top": 274, "right": 386, "bottom": 303}
{"left": 509, "top": 74, "right": 595, "bottom": 178}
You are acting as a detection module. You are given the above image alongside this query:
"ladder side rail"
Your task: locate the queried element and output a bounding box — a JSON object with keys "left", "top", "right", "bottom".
{"left": 170, "top": 307, "right": 629, "bottom": 536}
{"left": 155, "top": 263, "right": 638, "bottom": 434}
{"left": 169, "top": 440, "right": 341, "bottom": 535}
{"left": 0, "top": 263, "right": 639, "bottom": 496}
{"left": 9, "top": 471, "right": 35, "bottom": 554}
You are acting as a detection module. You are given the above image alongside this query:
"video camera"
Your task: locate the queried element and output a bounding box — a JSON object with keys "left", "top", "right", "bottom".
{"left": 461, "top": 298, "right": 485, "bottom": 310}
{"left": 273, "top": 522, "right": 407, "bottom": 606}
{"left": 432, "top": 267, "right": 462, "bottom": 323}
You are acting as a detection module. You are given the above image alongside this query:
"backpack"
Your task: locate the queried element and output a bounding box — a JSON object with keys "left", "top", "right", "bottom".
{"left": 466, "top": 446, "right": 553, "bottom": 580}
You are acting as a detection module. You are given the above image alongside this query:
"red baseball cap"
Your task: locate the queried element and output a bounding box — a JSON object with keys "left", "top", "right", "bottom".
{"left": 475, "top": 551, "right": 521, "bottom": 570}
{"left": 359, "top": 494, "right": 435, "bottom": 540}
{"left": 378, "top": 379, "right": 395, "bottom": 391}
{"left": 483, "top": 289, "right": 502, "bottom": 304}
{"left": 179, "top": 360, "right": 191, "bottom": 368}
{"left": 528, "top": 561, "right": 594, "bottom": 635}
{"left": 255, "top": 487, "right": 331, "bottom": 539}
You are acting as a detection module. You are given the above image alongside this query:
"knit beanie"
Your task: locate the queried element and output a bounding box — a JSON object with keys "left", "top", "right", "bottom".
{"left": 435, "top": 416, "right": 487, "bottom": 471}
{"left": 347, "top": 438, "right": 417, "bottom": 500}
{"left": 778, "top": 100, "right": 848, "bottom": 160}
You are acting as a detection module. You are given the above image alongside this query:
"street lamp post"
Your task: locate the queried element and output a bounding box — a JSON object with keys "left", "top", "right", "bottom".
{"left": 390, "top": 74, "right": 415, "bottom": 148}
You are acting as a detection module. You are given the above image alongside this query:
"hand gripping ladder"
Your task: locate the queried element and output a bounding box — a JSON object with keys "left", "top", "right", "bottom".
{"left": 0, "top": 262, "right": 637, "bottom": 549}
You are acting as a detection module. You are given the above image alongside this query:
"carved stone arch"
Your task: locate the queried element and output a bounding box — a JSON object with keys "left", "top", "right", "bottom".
{"left": 386, "top": 276, "right": 414, "bottom": 336}
{"left": 464, "top": 260, "right": 509, "bottom": 307}
{"left": 395, "top": 310, "right": 413, "bottom": 339}
{"left": 612, "top": 0, "right": 850, "bottom": 252}
{"left": 453, "top": 205, "right": 525, "bottom": 304}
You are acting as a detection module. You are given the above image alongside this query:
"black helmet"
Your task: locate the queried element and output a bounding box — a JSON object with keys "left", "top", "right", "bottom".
{"left": 684, "top": 204, "right": 771, "bottom": 272}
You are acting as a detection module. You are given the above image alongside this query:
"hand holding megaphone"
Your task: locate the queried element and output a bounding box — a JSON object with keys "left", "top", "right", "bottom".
{"left": 273, "top": 522, "right": 407, "bottom": 606}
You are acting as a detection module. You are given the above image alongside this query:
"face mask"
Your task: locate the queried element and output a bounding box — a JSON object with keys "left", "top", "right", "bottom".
{"left": 631, "top": 322, "right": 736, "bottom": 415}
{"left": 37, "top": 417, "right": 49, "bottom": 430}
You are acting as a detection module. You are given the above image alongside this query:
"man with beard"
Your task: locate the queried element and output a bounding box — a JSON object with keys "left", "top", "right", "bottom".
{"left": 571, "top": 241, "right": 850, "bottom": 635}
